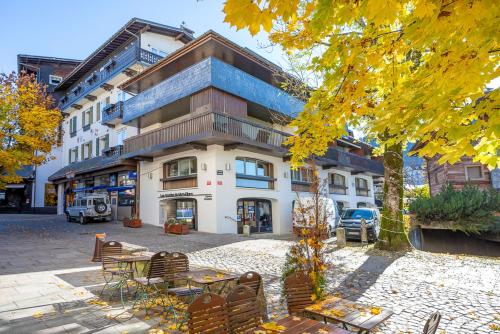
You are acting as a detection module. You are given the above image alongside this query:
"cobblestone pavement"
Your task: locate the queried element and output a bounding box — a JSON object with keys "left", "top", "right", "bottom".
{"left": 1, "top": 214, "right": 499, "bottom": 333}
{"left": 189, "top": 240, "right": 500, "bottom": 334}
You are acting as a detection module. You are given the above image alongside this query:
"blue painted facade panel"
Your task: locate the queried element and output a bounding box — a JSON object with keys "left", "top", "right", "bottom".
{"left": 123, "top": 58, "right": 213, "bottom": 123}
{"left": 210, "top": 57, "right": 304, "bottom": 116}
{"left": 123, "top": 57, "right": 304, "bottom": 123}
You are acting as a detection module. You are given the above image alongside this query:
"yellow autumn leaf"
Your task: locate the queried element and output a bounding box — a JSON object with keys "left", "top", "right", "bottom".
{"left": 261, "top": 321, "right": 286, "bottom": 332}
{"left": 490, "top": 324, "right": 500, "bottom": 331}
{"left": 370, "top": 307, "right": 381, "bottom": 315}
{"left": 32, "top": 311, "right": 44, "bottom": 319}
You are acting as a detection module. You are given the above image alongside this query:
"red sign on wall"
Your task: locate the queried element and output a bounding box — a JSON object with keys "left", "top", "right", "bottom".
{"left": 217, "top": 181, "right": 223, "bottom": 185}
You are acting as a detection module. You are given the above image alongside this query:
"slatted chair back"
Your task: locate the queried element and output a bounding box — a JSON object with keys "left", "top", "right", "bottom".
{"left": 165, "top": 252, "right": 189, "bottom": 281}
{"left": 188, "top": 293, "right": 230, "bottom": 334}
{"left": 237, "top": 271, "right": 261, "bottom": 296}
{"left": 226, "top": 285, "right": 260, "bottom": 334}
{"left": 423, "top": 312, "right": 441, "bottom": 334}
{"left": 146, "top": 251, "right": 168, "bottom": 280}
{"left": 283, "top": 271, "right": 314, "bottom": 315}
{"left": 101, "top": 241, "right": 122, "bottom": 270}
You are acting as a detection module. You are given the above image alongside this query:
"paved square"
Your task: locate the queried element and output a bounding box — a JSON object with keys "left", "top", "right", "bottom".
{"left": 0, "top": 214, "right": 499, "bottom": 333}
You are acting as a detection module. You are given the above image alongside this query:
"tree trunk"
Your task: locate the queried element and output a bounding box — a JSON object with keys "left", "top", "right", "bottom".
{"left": 376, "top": 142, "right": 411, "bottom": 251}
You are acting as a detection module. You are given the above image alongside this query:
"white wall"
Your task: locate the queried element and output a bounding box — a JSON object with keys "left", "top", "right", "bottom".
{"left": 138, "top": 145, "right": 378, "bottom": 235}
{"left": 33, "top": 147, "right": 62, "bottom": 207}
{"left": 140, "top": 32, "right": 185, "bottom": 55}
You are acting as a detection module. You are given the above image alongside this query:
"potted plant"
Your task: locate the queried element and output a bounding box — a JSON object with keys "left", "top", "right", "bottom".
{"left": 164, "top": 218, "right": 189, "bottom": 235}
{"left": 123, "top": 215, "right": 142, "bottom": 228}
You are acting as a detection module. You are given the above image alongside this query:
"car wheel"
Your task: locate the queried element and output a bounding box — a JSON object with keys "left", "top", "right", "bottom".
{"left": 79, "top": 214, "right": 87, "bottom": 225}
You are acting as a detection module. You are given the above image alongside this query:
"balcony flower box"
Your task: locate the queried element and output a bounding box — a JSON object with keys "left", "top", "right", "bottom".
{"left": 123, "top": 217, "right": 142, "bottom": 228}
{"left": 164, "top": 219, "right": 189, "bottom": 235}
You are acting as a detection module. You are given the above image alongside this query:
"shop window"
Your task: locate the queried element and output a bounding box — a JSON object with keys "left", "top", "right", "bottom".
{"left": 355, "top": 177, "right": 370, "bottom": 196}
{"left": 118, "top": 189, "right": 135, "bottom": 206}
{"left": 118, "top": 172, "right": 136, "bottom": 186}
{"left": 44, "top": 183, "right": 57, "bottom": 206}
{"left": 236, "top": 157, "right": 274, "bottom": 189}
{"left": 329, "top": 173, "right": 347, "bottom": 195}
{"left": 466, "top": 165, "right": 483, "bottom": 181}
{"left": 162, "top": 157, "right": 197, "bottom": 190}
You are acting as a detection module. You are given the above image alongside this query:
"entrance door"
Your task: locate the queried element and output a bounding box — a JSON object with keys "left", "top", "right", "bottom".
{"left": 237, "top": 199, "right": 272, "bottom": 233}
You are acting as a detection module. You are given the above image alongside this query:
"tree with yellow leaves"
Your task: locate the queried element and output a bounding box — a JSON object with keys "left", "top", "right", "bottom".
{"left": 224, "top": 0, "right": 499, "bottom": 250}
{"left": 0, "top": 72, "right": 62, "bottom": 189}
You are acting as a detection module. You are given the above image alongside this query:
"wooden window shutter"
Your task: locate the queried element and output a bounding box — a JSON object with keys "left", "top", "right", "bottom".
{"left": 95, "top": 138, "right": 100, "bottom": 157}
{"left": 69, "top": 149, "right": 72, "bottom": 163}
{"left": 96, "top": 102, "right": 101, "bottom": 121}
{"left": 89, "top": 141, "right": 93, "bottom": 158}
{"left": 81, "top": 144, "right": 85, "bottom": 159}
{"left": 104, "top": 134, "right": 109, "bottom": 149}
{"left": 89, "top": 106, "right": 93, "bottom": 124}
{"left": 75, "top": 146, "right": 78, "bottom": 161}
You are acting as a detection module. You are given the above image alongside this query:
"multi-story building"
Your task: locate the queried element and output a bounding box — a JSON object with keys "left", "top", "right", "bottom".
{"left": 43, "top": 18, "right": 194, "bottom": 219}
{"left": 104, "top": 30, "right": 384, "bottom": 234}
{"left": 6, "top": 55, "right": 81, "bottom": 213}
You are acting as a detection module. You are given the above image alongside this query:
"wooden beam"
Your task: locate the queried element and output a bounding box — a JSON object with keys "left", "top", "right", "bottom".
{"left": 100, "top": 83, "right": 114, "bottom": 91}
{"left": 175, "top": 32, "right": 185, "bottom": 41}
{"left": 224, "top": 143, "right": 243, "bottom": 151}
{"left": 133, "top": 156, "right": 153, "bottom": 162}
{"left": 123, "top": 68, "right": 138, "bottom": 77}
{"left": 71, "top": 103, "right": 82, "bottom": 110}
{"left": 84, "top": 94, "right": 97, "bottom": 101}
{"left": 187, "top": 143, "right": 207, "bottom": 151}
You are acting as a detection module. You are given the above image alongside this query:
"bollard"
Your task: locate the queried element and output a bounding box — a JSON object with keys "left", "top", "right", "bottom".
{"left": 361, "top": 219, "right": 368, "bottom": 244}
{"left": 336, "top": 227, "right": 346, "bottom": 247}
{"left": 243, "top": 224, "right": 251, "bottom": 237}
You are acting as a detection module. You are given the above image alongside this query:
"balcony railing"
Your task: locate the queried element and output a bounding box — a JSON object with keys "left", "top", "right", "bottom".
{"left": 59, "top": 43, "right": 163, "bottom": 112}
{"left": 123, "top": 112, "right": 290, "bottom": 157}
{"left": 101, "top": 101, "right": 124, "bottom": 126}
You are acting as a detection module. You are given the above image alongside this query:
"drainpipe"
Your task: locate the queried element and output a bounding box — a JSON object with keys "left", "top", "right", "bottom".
{"left": 136, "top": 161, "right": 140, "bottom": 218}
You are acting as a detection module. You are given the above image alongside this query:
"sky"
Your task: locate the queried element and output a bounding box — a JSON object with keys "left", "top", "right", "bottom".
{"left": 0, "top": 0, "right": 285, "bottom": 74}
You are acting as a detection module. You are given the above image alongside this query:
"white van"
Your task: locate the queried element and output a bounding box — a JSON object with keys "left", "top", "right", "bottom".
{"left": 292, "top": 196, "right": 340, "bottom": 237}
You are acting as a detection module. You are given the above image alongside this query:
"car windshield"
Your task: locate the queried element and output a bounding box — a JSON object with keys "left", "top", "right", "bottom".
{"left": 342, "top": 209, "right": 373, "bottom": 220}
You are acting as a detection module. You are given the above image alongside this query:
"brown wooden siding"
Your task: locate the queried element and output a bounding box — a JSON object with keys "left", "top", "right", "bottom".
{"left": 291, "top": 183, "right": 311, "bottom": 192}
{"left": 190, "top": 87, "right": 247, "bottom": 117}
{"left": 163, "top": 177, "right": 197, "bottom": 190}
{"left": 427, "top": 156, "right": 492, "bottom": 196}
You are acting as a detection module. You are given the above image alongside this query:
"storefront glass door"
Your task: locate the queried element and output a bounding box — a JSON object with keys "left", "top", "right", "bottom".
{"left": 237, "top": 199, "right": 272, "bottom": 233}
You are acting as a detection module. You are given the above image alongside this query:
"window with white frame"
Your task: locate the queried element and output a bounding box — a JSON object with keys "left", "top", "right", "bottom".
{"left": 466, "top": 165, "right": 483, "bottom": 181}
{"left": 82, "top": 107, "right": 93, "bottom": 130}
{"left": 69, "top": 147, "right": 78, "bottom": 163}
{"left": 48, "top": 75, "right": 62, "bottom": 85}
{"left": 69, "top": 116, "right": 77, "bottom": 137}
{"left": 95, "top": 134, "right": 109, "bottom": 156}
{"left": 329, "top": 173, "right": 347, "bottom": 195}
{"left": 235, "top": 157, "right": 274, "bottom": 189}
{"left": 81, "top": 141, "right": 92, "bottom": 160}
{"left": 355, "top": 177, "right": 370, "bottom": 196}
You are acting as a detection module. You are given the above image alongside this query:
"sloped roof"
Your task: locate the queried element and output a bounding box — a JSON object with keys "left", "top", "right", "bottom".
{"left": 48, "top": 154, "right": 134, "bottom": 182}
{"left": 55, "top": 18, "right": 195, "bottom": 91}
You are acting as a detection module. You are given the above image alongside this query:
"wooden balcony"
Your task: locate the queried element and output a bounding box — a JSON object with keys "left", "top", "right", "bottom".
{"left": 123, "top": 112, "right": 290, "bottom": 158}
{"left": 101, "top": 101, "right": 124, "bottom": 126}
{"left": 59, "top": 43, "right": 163, "bottom": 112}
{"left": 320, "top": 148, "right": 384, "bottom": 176}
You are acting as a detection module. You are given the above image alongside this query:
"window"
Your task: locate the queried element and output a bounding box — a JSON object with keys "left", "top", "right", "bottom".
{"left": 329, "top": 173, "right": 347, "bottom": 194}
{"left": 357, "top": 202, "right": 368, "bottom": 208}
{"left": 236, "top": 157, "right": 274, "bottom": 189}
{"left": 96, "top": 134, "right": 109, "bottom": 156}
{"left": 466, "top": 166, "right": 483, "bottom": 181}
{"left": 69, "top": 116, "right": 77, "bottom": 137}
{"left": 48, "top": 75, "right": 62, "bottom": 85}
{"left": 117, "top": 129, "right": 126, "bottom": 146}
{"left": 69, "top": 146, "right": 78, "bottom": 163}
{"left": 82, "top": 107, "right": 93, "bottom": 130}
{"left": 81, "top": 141, "right": 92, "bottom": 160}
{"left": 166, "top": 157, "right": 197, "bottom": 178}
{"left": 355, "top": 178, "right": 370, "bottom": 196}
{"left": 291, "top": 167, "right": 313, "bottom": 183}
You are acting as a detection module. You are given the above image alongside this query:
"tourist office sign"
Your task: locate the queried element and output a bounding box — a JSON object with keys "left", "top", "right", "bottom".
{"left": 158, "top": 192, "right": 213, "bottom": 200}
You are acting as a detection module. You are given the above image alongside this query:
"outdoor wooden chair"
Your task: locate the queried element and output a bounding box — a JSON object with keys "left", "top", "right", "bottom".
{"left": 165, "top": 252, "right": 203, "bottom": 298}
{"left": 226, "top": 285, "right": 260, "bottom": 334}
{"left": 283, "top": 271, "right": 314, "bottom": 316}
{"left": 188, "top": 293, "right": 230, "bottom": 334}
{"left": 99, "top": 241, "right": 133, "bottom": 296}
{"left": 91, "top": 233, "right": 106, "bottom": 262}
{"left": 237, "top": 271, "right": 261, "bottom": 296}
{"left": 133, "top": 251, "right": 169, "bottom": 316}
{"left": 422, "top": 311, "right": 441, "bottom": 334}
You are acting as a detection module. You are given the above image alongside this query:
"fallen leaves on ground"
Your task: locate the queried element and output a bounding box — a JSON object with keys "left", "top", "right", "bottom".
{"left": 370, "top": 307, "right": 381, "bottom": 315}
{"left": 32, "top": 311, "right": 44, "bottom": 319}
{"left": 489, "top": 324, "right": 500, "bottom": 331}
{"left": 261, "top": 321, "right": 286, "bottom": 332}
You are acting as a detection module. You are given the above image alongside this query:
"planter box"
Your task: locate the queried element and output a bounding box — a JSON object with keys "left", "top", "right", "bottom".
{"left": 164, "top": 223, "right": 189, "bottom": 235}
{"left": 123, "top": 218, "right": 142, "bottom": 228}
